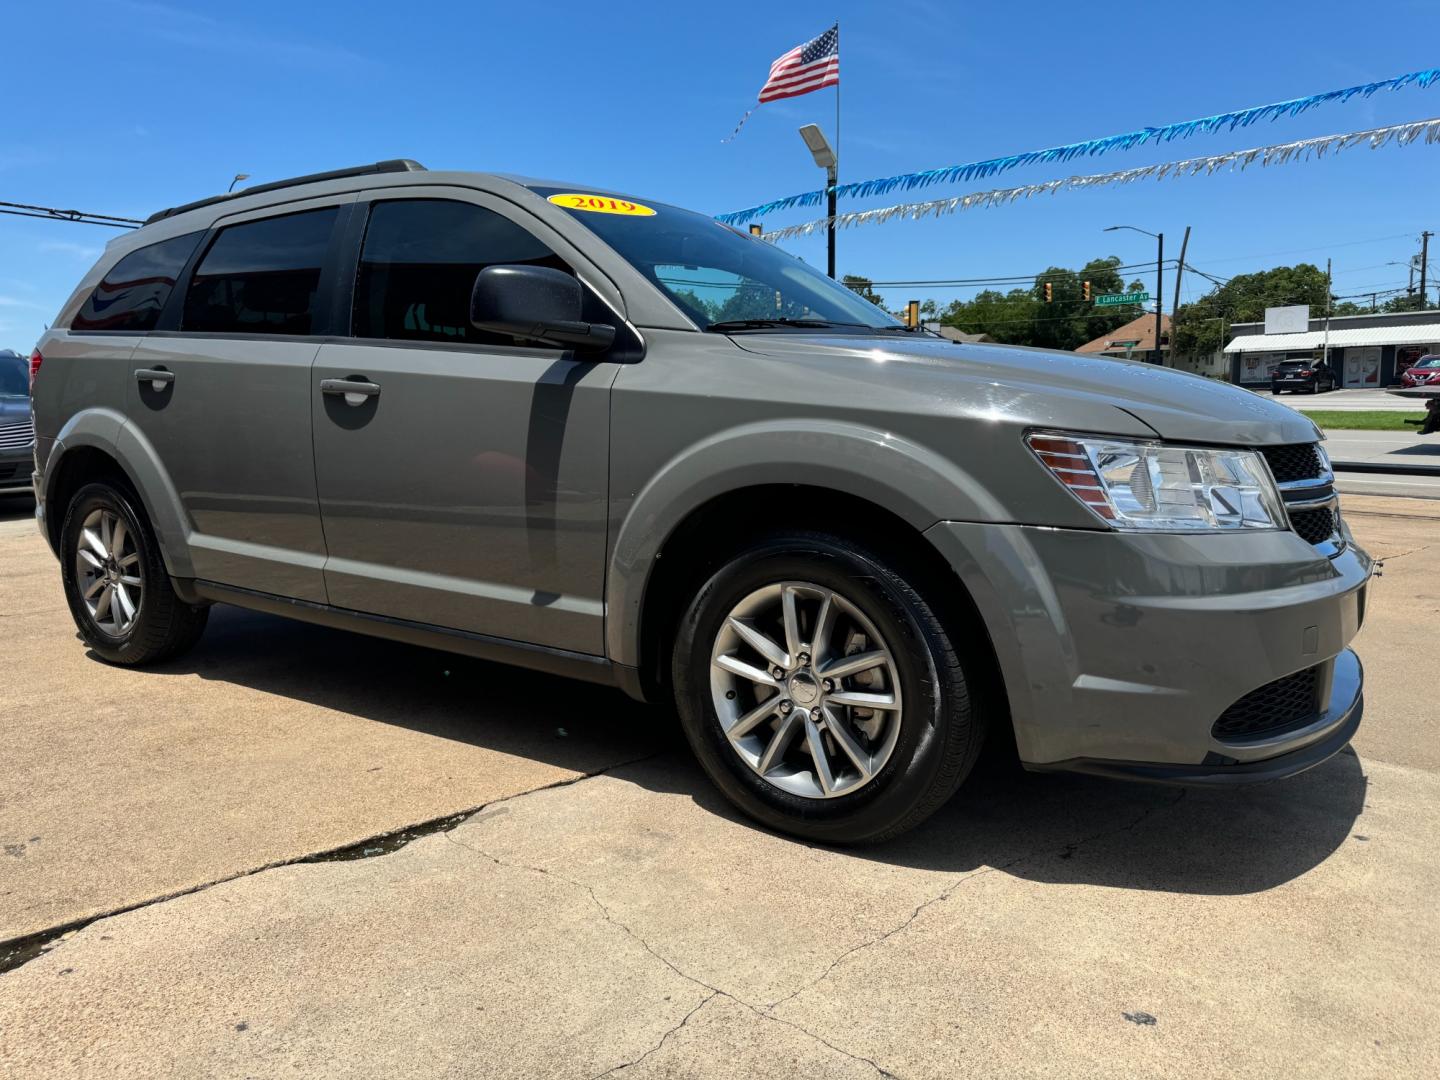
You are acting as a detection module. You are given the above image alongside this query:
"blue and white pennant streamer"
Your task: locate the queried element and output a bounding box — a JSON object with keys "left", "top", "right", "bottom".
{"left": 755, "top": 117, "right": 1440, "bottom": 242}
{"left": 718, "top": 66, "right": 1440, "bottom": 225}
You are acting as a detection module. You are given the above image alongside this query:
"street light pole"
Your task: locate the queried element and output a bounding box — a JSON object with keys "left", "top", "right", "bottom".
{"left": 826, "top": 162, "right": 837, "bottom": 279}
{"left": 1105, "top": 224, "right": 1165, "bottom": 365}
{"left": 798, "top": 125, "right": 839, "bottom": 278}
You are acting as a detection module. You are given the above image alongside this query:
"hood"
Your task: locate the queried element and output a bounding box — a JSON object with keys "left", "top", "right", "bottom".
{"left": 0, "top": 395, "right": 31, "bottom": 425}
{"left": 730, "top": 334, "right": 1322, "bottom": 446}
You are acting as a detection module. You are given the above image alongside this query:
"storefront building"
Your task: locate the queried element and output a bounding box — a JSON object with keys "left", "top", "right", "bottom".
{"left": 1224, "top": 309, "right": 1440, "bottom": 388}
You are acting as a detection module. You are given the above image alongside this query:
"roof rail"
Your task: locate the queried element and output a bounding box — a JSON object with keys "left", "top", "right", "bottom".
{"left": 143, "top": 159, "right": 427, "bottom": 225}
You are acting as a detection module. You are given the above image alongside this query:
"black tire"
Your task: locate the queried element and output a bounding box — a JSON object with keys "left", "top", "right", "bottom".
{"left": 60, "top": 480, "right": 208, "bottom": 665}
{"left": 671, "top": 532, "right": 986, "bottom": 844}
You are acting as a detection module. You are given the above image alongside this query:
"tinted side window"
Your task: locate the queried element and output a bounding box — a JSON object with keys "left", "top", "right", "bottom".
{"left": 353, "top": 199, "right": 570, "bottom": 344}
{"left": 72, "top": 232, "right": 203, "bottom": 332}
{"left": 183, "top": 208, "right": 338, "bottom": 335}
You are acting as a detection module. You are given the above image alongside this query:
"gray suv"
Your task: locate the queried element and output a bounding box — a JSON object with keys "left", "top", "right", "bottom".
{"left": 29, "top": 161, "right": 1372, "bottom": 842}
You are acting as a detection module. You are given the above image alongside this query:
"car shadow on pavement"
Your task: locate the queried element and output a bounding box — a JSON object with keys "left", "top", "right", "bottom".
{"left": 120, "top": 604, "right": 680, "bottom": 778}
{"left": 856, "top": 749, "right": 1368, "bottom": 895}
{"left": 0, "top": 494, "right": 36, "bottom": 523}
{"left": 122, "top": 604, "right": 1366, "bottom": 899}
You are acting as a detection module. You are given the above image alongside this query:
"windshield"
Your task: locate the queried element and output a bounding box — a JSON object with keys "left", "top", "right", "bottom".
{"left": 0, "top": 354, "right": 28, "bottom": 397}
{"left": 1415, "top": 356, "right": 1440, "bottom": 369}
{"left": 532, "top": 187, "right": 900, "bottom": 332}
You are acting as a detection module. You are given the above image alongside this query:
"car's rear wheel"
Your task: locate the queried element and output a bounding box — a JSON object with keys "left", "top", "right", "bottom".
{"left": 60, "top": 480, "right": 208, "bottom": 665}
{"left": 672, "top": 531, "right": 986, "bottom": 844}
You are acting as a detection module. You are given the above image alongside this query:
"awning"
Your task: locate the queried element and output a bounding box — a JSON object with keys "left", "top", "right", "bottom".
{"left": 1224, "top": 321, "right": 1440, "bottom": 354}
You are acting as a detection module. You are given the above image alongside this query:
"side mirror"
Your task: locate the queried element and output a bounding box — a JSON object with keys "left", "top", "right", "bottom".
{"left": 469, "top": 265, "right": 616, "bottom": 350}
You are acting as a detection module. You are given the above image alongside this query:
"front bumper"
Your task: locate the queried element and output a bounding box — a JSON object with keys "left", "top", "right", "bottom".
{"left": 1031, "top": 650, "right": 1362, "bottom": 785}
{"left": 0, "top": 449, "right": 34, "bottom": 495}
{"left": 925, "top": 520, "right": 1373, "bottom": 775}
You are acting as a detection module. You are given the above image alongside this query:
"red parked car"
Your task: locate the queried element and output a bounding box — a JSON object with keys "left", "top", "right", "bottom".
{"left": 1401, "top": 354, "right": 1440, "bottom": 388}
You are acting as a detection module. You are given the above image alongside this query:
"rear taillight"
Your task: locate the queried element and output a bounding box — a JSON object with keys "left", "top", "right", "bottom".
{"left": 28, "top": 349, "right": 42, "bottom": 392}
{"left": 1299, "top": 369, "right": 1312, "bottom": 376}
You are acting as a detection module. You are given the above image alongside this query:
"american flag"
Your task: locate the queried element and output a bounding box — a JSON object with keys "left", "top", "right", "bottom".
{"left": 758, "top": 25, "right": 839, "bottom": 103}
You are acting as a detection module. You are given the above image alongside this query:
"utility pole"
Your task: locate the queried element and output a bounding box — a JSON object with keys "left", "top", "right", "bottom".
{"left": 1421, "top": 231, "right": 1432, "bottom": 307}
{"left": 1154, "top": 232, "right": 1165, "bottom": 366}
{"left": 1171, "top": 225, "right": 1191, "bottom": 322}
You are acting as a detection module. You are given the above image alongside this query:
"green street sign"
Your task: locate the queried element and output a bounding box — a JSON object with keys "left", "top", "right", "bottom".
{"left": 1095, "top": 292, "right": 1150, "bottom": 307}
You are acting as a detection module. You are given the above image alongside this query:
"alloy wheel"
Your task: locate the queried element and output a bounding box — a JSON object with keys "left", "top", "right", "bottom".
{"left": 709, "top": 581, "right": 903, "bottom": 799}
{"left": 75, "top": 507, "right": 143, "bottom": 637}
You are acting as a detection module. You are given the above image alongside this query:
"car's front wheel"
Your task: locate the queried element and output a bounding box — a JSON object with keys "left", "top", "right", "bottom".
{"left": 60, "top": 480, "right": 209, "bottom": 665}
{"left": 672, "top": 532, "right": 987, "bottom": 844}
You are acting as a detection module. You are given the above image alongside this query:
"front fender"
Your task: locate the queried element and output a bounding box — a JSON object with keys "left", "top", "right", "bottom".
{"left": 44, "top": 409, "right": 194, "bottom": 578}
{"left": 604, "top": 418, "right": 1010, "bottom": 666}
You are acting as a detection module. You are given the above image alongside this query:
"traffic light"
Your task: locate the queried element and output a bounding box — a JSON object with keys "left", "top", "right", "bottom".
{"left": 907, "top": 299, "right": 920, "bottom": 328}
{"left": 1043, "top": 282, "right": 1053, "bottom": 303}
{"left": 1082, "top": 280, "right": 1091, "bottom": 301}
{"left": 749, "top": 224, "right": 763, "bottom": 236}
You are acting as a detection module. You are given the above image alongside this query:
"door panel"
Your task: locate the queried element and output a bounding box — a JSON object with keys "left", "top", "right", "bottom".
{"left": 311, "top": 342, "right": 614, "bottom": 653}
{"left": 127, "top": 336, "right": 327, "bottom": 600}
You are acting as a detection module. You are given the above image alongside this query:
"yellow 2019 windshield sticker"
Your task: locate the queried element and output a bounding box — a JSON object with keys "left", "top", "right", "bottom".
{"left": 548, "top": 193, "right": 656, "bottom": 216}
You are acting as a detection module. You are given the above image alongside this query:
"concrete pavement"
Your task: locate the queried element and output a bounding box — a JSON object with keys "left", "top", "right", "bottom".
{"left": 1, "top": 493, "right": 1437, "bottom": 1078}
{"left": 1270, "top": 388, "right": 1423, "bottom": 412}
{"left": 1323, "top": 429, "right": 1440, "bottom": 468}
{"left": 0, "top": 496, "right": 661, "bottom": 945}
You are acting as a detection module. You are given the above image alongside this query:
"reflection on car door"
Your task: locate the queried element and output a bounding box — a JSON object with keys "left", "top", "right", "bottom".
{"left": 310, "top": 195, "right": 616, "bottom": 654}
{"left": 127, "top": 199, "right": 351, "bottom": 602}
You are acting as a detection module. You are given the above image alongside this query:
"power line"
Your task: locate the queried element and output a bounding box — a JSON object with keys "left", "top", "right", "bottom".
{"left": 0, "top": 201, "right": 141, "bottom": 229}
{"left": 861, "top": 260, "right": 1169, "bottom": 289}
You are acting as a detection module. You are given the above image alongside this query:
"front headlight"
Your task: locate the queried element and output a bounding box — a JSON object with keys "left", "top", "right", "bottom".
{"left": 1028, "top": 432, "right": 1286, "bottom": 531}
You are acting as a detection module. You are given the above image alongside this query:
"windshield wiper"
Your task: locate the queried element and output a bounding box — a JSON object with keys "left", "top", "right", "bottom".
{"left": 704, "top": 318, "right": 841, "bottom": 332}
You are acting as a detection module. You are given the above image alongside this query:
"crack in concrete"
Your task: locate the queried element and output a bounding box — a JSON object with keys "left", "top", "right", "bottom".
{"left": 587, "top": 990, "right": 720, "bottom": 1079}
{"left": 3, "top": 754, "right": 1189, "bottom": 1080}
{"left": 1374, "top": 544, "right": 1430, "bottom": 561}
{"left": 764, "top": 787, "right": 1189, "bottom": 1016}
{"left": 437, "top": 779, "right": 1189, "bottom": 1079}
{"left": 443, "top": 832, "right": 898, "bottom": 1078}
{"left": 0, "top": 751, "right": 661, "bottom": 976}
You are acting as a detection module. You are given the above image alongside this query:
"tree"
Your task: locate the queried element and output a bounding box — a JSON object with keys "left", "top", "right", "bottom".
{"left": 1170, "top": 263, "right": 1331, "bottom": 358}
{"left": 842, "top": 275, "right": 886, "bottom": 307}
{"left": 935, "top": 255, "right": 1145, "bottom": 350}
{"left": 1383, "top": 292, "right": 1428, "bottom": 314}
{"left": 670, "top": 289, "right": 716, "bottom": 324}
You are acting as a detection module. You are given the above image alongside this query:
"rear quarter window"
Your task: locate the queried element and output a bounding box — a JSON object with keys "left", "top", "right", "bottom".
{"left": 183, "top": 208, "right": 338, "bottom": 336}
{"left": 71, "top": 232, "right": 203, "bottom": 332}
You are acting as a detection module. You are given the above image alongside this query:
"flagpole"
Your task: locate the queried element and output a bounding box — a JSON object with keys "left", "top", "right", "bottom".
{"left": 829, "top": 20, "right": 840, "bottom": 278}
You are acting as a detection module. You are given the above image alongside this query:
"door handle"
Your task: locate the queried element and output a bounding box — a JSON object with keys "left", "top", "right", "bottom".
{"left": 320, "top": 378, "right": 382, "bottom": 406}
{"left": 135, "top": 368, "right": 175, "bottom": 391}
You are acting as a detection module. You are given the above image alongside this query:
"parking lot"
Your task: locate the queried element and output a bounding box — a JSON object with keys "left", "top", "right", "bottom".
{"left": 1, "top": 490, "right": 1437, "bottom": 1079}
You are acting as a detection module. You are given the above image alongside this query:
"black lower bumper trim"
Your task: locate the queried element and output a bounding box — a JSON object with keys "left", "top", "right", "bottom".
{"left": 1029, "top": 693, "right": 1363, "bottom": 786}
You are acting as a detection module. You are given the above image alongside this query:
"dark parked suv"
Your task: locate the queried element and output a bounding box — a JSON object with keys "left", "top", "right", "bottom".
{"left": 0, "top": 348, "right": 36, "bottom": 496}
{"left": 28, "top": 161, "right": 1373, "bottom": 842}
{"left": 1271, "top": 359, "right": 1336, "bottom": 394}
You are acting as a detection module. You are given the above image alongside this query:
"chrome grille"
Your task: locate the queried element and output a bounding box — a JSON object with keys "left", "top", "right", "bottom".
{"left": 1260, "top": 443, "right": 1343, "bottom": 554}
{"left": 0, "top": 419, "right": 35, "bottom": 452}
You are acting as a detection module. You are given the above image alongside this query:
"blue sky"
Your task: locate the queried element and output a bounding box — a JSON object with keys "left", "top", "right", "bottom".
{"left": 4, "top": 0, "right": 1440, "bottom": 349}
